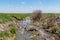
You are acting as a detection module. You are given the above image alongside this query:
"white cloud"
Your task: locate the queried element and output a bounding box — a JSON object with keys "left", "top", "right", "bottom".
{"left": 30, "top": 6, "right": 33, "bottom": 9}
{"left": 39, "top": 1, "right": 42, "bottom": 5}
{"left": 21, "top": 2, "right": 25, "bottom": 4}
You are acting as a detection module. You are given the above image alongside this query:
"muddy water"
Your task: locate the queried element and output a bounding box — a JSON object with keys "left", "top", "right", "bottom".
{"left": 17, "top": 17, "right": 55, "bottom": 40}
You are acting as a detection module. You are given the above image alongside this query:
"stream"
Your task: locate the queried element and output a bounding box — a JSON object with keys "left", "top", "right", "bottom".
{"left": 17, "top": 17, "right": 55, "bottom": 40}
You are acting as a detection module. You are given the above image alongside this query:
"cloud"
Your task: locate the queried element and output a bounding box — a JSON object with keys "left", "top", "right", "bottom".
{"left": 30, "top": 6, "right": 33, "bottom": 9}
{"left": 39, "top": 1, "right": 42, "bottom": 4}
{"left": 21, "top": 2, "right": 25, "bottom": 4}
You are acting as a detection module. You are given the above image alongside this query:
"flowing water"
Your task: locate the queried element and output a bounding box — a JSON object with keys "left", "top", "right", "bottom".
{"left": 17, "top": 17, "right": 55, "bottom": 40}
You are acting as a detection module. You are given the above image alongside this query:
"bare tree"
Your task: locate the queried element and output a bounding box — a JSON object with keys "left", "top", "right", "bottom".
{"left": 32, "top": 10, "right": 42, "bottom": 22}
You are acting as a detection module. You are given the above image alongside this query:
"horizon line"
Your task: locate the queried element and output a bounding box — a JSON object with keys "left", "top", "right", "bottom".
{"left": 0, "top": 13, "right": 59, "bottom": 14}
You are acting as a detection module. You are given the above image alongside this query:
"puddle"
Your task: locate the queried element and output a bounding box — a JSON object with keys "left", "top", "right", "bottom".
{"left": 17, "top": 17, "right": 55, "bottom": 40}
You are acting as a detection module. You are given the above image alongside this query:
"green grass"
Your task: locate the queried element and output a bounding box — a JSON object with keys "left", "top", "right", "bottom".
{"left": 0, "top": 13, "right": 32, "bottom": 23}
{"left": 0, "top": 27, "right": 17, "bottom": 40}
{"left": 0, "top": 13, "right": 60, "bottom": 40}
{"left": 10, "top": 27, "right": 17, "bottom": 35}
{"left": 0, "top": 31, "right": 9, "bottom": 37}
{"left": 0, "top": 13, "right": 60, "bottom": 23}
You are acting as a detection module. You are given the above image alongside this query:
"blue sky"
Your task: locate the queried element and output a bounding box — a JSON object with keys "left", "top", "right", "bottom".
{"left": 0, "top": 0, "right": 60, "bottom": 13}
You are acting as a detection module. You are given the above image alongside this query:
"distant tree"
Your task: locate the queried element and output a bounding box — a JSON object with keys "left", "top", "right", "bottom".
{"left": 32, "top": 10, "right": 42, "bottom": 22}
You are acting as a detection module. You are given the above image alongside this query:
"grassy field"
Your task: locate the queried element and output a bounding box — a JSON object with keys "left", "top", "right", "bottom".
{"left": 0, "top": 13, "right": 32, "bottom": 23}
{"left": 0, "top": 13, "right": 32, "bottom": 40}
{"left": 0, "top": 13, "right": 60, "bottom": 23}
{"left": 0, "top": 13, "right": 60, "bottom": 40}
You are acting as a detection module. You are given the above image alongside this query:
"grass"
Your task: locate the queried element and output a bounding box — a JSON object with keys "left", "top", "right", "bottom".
{"left": 0, "top": 27, "right": 17, "bottom": 40}
{"left": 0, "top": 31, "right": 9, "bottom": 37}
{"left": 0, "top": 13, "right": 32, "bottom": 23}
{"left": 0, "top": 13, "right": 60, "bottom": 23}
{"left": 0, "top": 13, "right": 60, "bottom": 40}
{"left": 10, "top": 27, "right": 17, "bottom": 35}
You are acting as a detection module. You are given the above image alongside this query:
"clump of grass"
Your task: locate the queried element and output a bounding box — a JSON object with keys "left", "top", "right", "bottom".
{"left": 57, "top": 32, "right": 60, "bottom": 38}
{"left": 42, "top": 23, "right": 47, "bottom": 29}
{"left": 30, "top": 31, "right": 40, "bottom": 39}
{"left": 50, "top": 23, "right": 60, "bottom": 33}
{"left": 0, "top": 31, "right": 9, "bottom": 37}
{"left": 0, "top": 31, "right": 9, "bottom": 40}
{"left": 0, "top": 27, "right": 17, "bottom": 40}
{"left": 0, "top": 31, "right": 5, "bottom": 37}
{"left": 10, "top": 27, "right": 17, "bottom": 35}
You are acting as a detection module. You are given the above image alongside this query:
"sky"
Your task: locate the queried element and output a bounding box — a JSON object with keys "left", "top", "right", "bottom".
{"left": 0, "top": 0, "right": 60, "bottom": 13}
